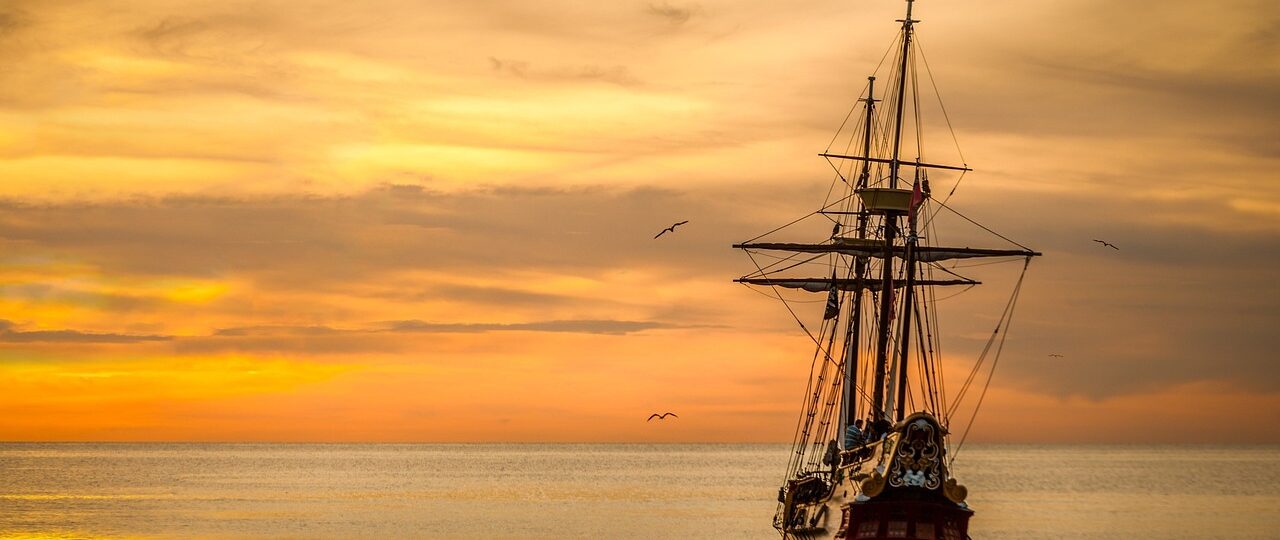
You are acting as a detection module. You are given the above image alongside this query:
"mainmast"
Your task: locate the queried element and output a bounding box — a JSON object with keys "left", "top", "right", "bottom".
{"left": 887, "top": 0, "right": 916, "bottom": 189}
{"left": 872, "top": 0, "right": 916, "bottom": 423}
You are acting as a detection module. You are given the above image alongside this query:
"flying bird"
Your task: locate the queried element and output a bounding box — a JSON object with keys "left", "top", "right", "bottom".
{"left": 654, "top": 221, "right": 689, "bottom": 239}
{"left": 1048, "top": 354, "right": 1064, "bottom": 358}
{"left": 1092, "top": 239, "right": 1119, "bottom": 250}
{"left": 647, "top": 412, "right": 679, "bottom": 421}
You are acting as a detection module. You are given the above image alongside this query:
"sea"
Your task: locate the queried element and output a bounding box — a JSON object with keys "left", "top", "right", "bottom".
{"left": 1, "top": 443, "right": 1277, "bottom": 539}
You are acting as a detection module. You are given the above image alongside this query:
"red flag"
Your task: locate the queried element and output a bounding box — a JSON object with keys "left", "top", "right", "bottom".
{"left": 908, "top": 178, "right": 925, "bottom": 231}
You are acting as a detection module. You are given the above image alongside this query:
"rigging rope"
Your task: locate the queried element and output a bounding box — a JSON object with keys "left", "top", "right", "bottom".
{"left": 784, "top": 322, "right": 828, "bottom": 477}
{"left": 911, "top": 44, "right": 924, "bottom": 167}
{"left": 739, "top": 193, "right": 856, "bottom": 245}
{"left": 741, "top": 251, "right": 827, "bottom": 279}
{"left": 825, "top": 33, "right": 903, "bottom": 153}
{"left": 745, "top": 252, "right": 833, "bottom": 360}
{"left": 948, "top": 257, "right": 1031, "bottom": 465}
{"left": 921, "top": 204, "right": 949, "bottom": 421}
{"left": 914, "top": 35, "right": 968, "bottom": 167}
{"left": 932, "top": 198, "right": 1036, "bottom": 252}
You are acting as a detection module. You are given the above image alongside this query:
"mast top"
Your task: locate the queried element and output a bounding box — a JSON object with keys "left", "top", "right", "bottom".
{"left": 897, "top": 0, "right": 919, "bottom": 26}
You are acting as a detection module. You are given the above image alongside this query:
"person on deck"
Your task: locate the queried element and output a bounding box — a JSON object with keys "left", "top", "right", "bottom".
{"left": 844, "top": 419, "right": 866, "bottom": 448}
{"left": 873, "top": 418, "right": 892, "bottom": 440}
{"left": 823, "top": 439, "right": 839, "bottom": 466}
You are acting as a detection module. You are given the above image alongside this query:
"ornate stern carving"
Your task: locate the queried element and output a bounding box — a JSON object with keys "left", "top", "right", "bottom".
{"left": 887, "top": 417, "right": 945, "bottom": 490}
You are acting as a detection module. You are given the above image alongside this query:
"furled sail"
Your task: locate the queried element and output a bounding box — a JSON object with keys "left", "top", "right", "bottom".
{"left": 817, "top": 152, "right": 972, "bottom": 172}
{"left": 733, "top": 277, "right": 979, "bottom": 292}
{"left": 734, "top": 242, "right": 1038, "bottom": 262}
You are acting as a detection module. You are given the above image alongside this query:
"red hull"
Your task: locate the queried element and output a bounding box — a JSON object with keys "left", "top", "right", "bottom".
{"left": 836, "top": 499, "right": 971, "bottom": 540}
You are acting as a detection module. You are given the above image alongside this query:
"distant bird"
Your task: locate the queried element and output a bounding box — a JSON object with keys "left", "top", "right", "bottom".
{"left": 1092, "top": 239, "right": 1119, "bottom": 250}
{"left": 654, "top": 221, "right": 689, "bottom": 239}
{"left": 647, "top": 412, "right": 679, "bottom": 421}
{"left": 1048, "top": 354, "right": 1064, "bottom": 358}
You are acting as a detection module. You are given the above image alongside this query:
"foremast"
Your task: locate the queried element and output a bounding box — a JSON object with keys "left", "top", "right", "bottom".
{"left": 838, "top": 74, "right": 875, "bottom": 446}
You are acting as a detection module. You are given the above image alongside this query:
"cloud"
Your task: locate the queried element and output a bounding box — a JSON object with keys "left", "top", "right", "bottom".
{"left": 383, "top": 319, "right": 678, "bottom": 335}
{"left": 0, "top": 319, "right": 172, "bottom": 344}
{"left": 214, "top": 318, "right": 677, "bottom": 337}
{"left": 391, "top": 283, "right": 589, "bottom": 308}
{"left": 212, "top": 325, "right": 344, "bottom": 337}
{"left": 132, "top": 15, "right": 274, "bottom": 62}
{"left": 0, "top": 9, "right": 28, "bottom": 35}
{"left": 489, "top": 57, "right": 641, "bottom": 87}
{"left": 646, "top": 2, "right": 699, "bottom": 26}
{"left": 0, "top": 283, "right": 166, "bottom": 311}
{"left": 0, "top": 181, "right": 1274, "bottom": 399}
{"left": 0, "top": 184, "right": 761, "bottom": 286}
{"left": 924, "top": 187, "right": 1280, "bottom": 398}
{"left": 0, "top": 0, "right": 1276, "bottom": 442}
{"left": 173, "top": 318, "right": 684, "bottom": 354}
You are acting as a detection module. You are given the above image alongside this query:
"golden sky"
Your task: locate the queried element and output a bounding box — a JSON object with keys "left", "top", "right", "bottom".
{"left": 0, "top": 0, "right": 1277, "bottom": 442}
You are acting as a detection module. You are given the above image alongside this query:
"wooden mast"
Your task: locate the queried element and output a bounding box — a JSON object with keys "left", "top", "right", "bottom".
{"left": 840, "top": 76, "right": 876, "bottom": 446}
{"left": 872, "top": 0, "right": 915, "bottom": 423}
{"left": 890, "top": 0, "right": 920, "bottom": 424}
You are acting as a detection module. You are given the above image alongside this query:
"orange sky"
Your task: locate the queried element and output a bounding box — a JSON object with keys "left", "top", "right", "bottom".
{"left": 0, "top": 0, "right": 1277, "bottom": 443}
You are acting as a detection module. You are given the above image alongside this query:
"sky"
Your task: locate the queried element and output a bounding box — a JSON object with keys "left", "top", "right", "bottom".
{"left": 0, "top": 0, "right": 1277, "bottom": 443}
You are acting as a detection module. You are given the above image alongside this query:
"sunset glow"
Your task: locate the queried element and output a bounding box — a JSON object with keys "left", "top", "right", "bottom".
{"left": 0, "top": 0, "right": 1277, "bottom": 443}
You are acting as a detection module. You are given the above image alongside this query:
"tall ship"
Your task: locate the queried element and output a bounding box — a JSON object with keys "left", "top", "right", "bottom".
{"left": 734, "top": 1, "right": 1039, "bottom": 538}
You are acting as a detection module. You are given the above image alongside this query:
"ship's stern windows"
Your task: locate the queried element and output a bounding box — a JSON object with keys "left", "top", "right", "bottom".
{"left": 854, "top": 520, "right": 879, "bottom": 538}
{"left": 940, "top": 522, "right": 964, "bottom": 540}
{"left": 912, "top": 522, "right": 936, "bottom": 539}
{"left": 887, "top": 520, "right": 909, "bottom": 537}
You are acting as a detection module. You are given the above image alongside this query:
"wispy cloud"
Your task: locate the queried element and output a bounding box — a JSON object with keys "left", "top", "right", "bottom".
{"left": 383, "top": 319, "right": 678, "bottom": 335}
{"left": 489, "top": 57, "right": 641, "bottom": 87}
{"left": 170, "top": 318, "right": 686, "bottom": 355}
{"left": 646, "top": 2, "right": 700, "bottom": 26}
{"left": 0, "top": 8, "right": 28, "bottom": 35}
{"left": 0, "top": 320, "right": 171, "bottom": 344}
{"left": 0, "top": 182, "right": 1273, "bottom": 399}
{"left": 213, "top": 318, "right": 679, "bottom": 337}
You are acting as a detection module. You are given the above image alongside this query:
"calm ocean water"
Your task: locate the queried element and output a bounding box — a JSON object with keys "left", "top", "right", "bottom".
{"left": 1, "top": 443, "right": 1277, "bottom": 539}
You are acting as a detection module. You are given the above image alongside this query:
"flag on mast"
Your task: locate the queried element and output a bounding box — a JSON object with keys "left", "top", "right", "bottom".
{"left": 908, "top": 177, "right": 926, "bottom": 231}
{"left": 823, "top": 271, "right": 840, "bottom": 319}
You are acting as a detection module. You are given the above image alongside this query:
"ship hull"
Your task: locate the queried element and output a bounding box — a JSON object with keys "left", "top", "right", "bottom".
{"left": 777, "top": 414, "right": 971, "bottom": 540}
{"left": 834, "top": 499, "right": 971, "bottom": 539}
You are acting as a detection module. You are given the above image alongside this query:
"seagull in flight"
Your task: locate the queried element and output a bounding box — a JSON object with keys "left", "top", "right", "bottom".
{"left": 1048, "top": 354, "right": 1064, "bottom": 358}
{"left": 654, "top": 221, "right": 689, "bottom": 239}
{"left": 647, "top": 412, "right": 679, "bottom": 421}
{"left": 1092, "top": 239, "right": 1119, "bottom": 250}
